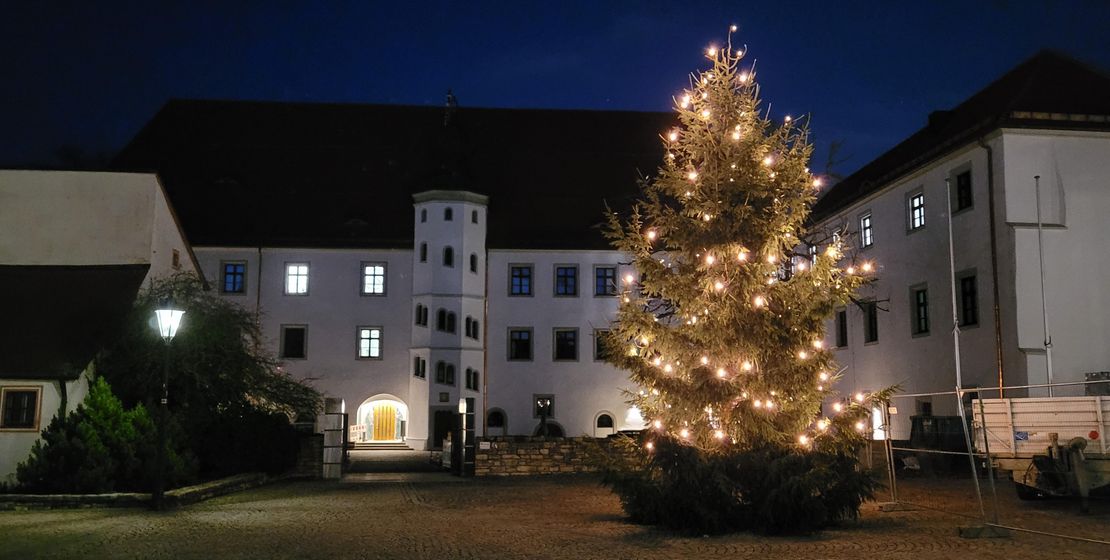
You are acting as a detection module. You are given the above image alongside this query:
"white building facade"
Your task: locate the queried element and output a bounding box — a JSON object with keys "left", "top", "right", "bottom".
{"left": 191, "top": 191, "right": 643, "bottom": 449}
{"left": 811, "top": 53, "right": 1110, "bottom": 438}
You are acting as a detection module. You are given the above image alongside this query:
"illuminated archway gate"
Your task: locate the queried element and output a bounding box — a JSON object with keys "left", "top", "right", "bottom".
{"left": 353, "top": 397, "right": 408, "bottom": 443}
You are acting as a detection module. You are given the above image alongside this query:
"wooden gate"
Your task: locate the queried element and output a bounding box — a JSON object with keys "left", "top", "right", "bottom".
{"left": 372, "top": 402, "right": 397, "bottom": 441}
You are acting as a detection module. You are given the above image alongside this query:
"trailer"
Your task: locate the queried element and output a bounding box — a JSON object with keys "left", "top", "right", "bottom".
{"left": 972, "top": 396, "right": 1110, "bottom": 511}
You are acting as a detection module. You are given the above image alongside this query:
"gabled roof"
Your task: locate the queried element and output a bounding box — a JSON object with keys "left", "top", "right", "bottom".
{"left": 112, "top": 101, "right": 674, "bottom": 250}
{"left": 0, "top": 264, "right": 149, "bottom": 378}
{"left": 811, "top": 50, "right": 1110, "bottom": 222}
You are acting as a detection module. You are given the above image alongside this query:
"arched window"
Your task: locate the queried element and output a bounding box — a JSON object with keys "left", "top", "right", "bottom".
{"left": 419, "top": 243, "right": 427, "bottom": 262}
{"left": 471, "top": 209, "right": 478, "bottom": 224}
{"left": 435, "top": 361, "right": 447, "bottom": 383}
{"left": 465, "top": 317, "right": 473, "bottom": 338}
{"left": 445, "top": 364, "right": 456, "bottom": 385}
{"left": 444, "top": 207, "right": 453, "bottom": 221}
{"left": 446, "top": 312, "right": 457, "bottom": 333}
{"left": 472, "top": 320, "right": 480, "bottom": 340}
{"left": 594, "top": 412, "right": 616, "bottom": 438}
{"left": 470, "top": 253, "right": 478, "bottom": 273}
{"left": 436, "top": 309, "right": 447, "bottom": 331}
{"left": 488, "top": 410, "right": 505, "bottom": 428}
{"left": 415, "top": 304, "right": 424, "bottom": 325}
{"left": 443, "top": 246, "right": 454, "bottom": 267}
{"left": 420, "top": 208, "right": 427, "bottom": 223}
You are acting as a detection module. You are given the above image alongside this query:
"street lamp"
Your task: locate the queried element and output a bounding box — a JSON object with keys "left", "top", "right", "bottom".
{"left": 152, "top": 297, "right": 184, "bottom": 510}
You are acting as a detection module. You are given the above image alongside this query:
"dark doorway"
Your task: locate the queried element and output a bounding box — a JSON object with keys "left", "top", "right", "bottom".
{"left": 432, "top": 409, "right": 458, "bottom": 449}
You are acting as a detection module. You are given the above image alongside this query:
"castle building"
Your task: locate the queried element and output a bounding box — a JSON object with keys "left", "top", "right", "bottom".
{"left": 104, "top": 50, "right": 1110, "bottom": 446}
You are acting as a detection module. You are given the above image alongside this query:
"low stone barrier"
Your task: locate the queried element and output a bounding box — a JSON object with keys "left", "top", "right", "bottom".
{"left": 0, "top": 472, "right": 270, "bottom": 510}
{"left": 474, "top": 435, "right": 633, "bottom": 477}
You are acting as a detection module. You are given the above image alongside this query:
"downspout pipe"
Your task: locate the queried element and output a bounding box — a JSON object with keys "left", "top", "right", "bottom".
{"left": 977, "top": 137, "right": 1005, "bottom": 397}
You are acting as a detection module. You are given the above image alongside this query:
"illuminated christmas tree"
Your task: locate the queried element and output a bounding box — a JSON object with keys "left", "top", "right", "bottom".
{"left": 600, "top": 29, "right": 887, "bottom": 534}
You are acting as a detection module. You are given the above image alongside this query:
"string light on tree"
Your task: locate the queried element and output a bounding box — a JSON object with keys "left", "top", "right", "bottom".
{"left": 600, "top": 27, "right": 887, "bottom": 532}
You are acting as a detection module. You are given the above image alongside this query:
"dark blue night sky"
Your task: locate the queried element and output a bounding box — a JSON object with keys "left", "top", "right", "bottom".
{"left": 3, "top": 1, "right": 1109, "bottom": 175}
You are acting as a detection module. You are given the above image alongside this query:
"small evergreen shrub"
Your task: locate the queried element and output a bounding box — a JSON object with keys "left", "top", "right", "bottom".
{"left": 16, "top": 376, "right": 194, "bottom": 494}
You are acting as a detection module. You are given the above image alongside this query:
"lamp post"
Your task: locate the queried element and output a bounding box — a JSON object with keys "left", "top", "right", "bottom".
{"left": 152, "top": 298, "right": 184, "bottom": 510}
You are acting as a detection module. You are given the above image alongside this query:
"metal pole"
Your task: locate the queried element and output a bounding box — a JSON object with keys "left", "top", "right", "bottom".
{"left": 976, "top": 395, "right": 1001, "bottom": 524}
{"left": 1034, "top": 175, "right": 1054, "bottom": 397}
{"left": 153, "top": 341, "right": 170, "bottom": 510}
{"left": 884, "top": 404, "right": 898, "bottom": 503}
{"left": 946, "top": 177, "right": 987, "bottom": 519}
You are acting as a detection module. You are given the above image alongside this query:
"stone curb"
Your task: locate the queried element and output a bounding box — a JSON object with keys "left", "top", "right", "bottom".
{"left": 0, "top": 472, "right": 281, "bottom": 511}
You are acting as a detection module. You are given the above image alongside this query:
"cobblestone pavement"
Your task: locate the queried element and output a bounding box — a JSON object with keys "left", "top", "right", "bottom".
{"left": 2, "top": 475, "right": 1107, "bottom": 559}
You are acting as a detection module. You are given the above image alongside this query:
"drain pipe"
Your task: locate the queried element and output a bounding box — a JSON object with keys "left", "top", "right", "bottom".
{"left": 977, "top": 137, "right": 1005, "bottom": 397}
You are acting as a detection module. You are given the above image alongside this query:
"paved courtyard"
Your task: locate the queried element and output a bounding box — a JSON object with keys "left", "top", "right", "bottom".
{"left": 1, "top": 475, "right": 1107, "bottom": 559}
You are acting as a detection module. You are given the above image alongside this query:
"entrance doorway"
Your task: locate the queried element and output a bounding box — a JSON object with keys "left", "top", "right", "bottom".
{"left": 432, "top": 409, "right": 458, "bottom": 449}
{"left": 352, "top": 397, "right": 408, "bottom": 443}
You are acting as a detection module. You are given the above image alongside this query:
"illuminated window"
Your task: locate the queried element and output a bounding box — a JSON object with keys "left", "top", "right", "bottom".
{"left": 361, "top": 263, "right": 386, "bottom": 295}
{"left": 357, "top": 327, "right": 381, "bottom": 359}
{"left": 859, "top": 214, "right": 874, "bottom": 248}
{"left": 909, "top": 192, "right": 925, "bottom": 230}
{"left": 284, "top": 263, "right": 309, "bottom": 295}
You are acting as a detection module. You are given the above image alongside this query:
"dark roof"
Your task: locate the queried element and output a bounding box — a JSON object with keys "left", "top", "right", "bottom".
{"left": 112, "top": 101, "right": 674, "bottom": 250}
{"left": 0, "top": 265, "right": 149, "bottom": 378}
{"left": 811, "top": 50, "right": 1110, "bottom": 222}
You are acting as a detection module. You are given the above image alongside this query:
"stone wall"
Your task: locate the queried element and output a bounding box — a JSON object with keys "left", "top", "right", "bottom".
{"left": 291, "top": 433, "right": 323, "bottom": 479}
{"left": 474, "top": 436, "right": 630, "bottom": 477}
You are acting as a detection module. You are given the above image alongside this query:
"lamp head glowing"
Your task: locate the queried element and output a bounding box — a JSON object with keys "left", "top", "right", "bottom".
{"left": 154, "top": 297, "right": 185, "bottom": 341}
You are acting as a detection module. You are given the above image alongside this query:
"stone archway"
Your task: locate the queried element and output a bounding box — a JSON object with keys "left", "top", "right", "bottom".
{"left": 352, "top": 394, "right": 409, "bottom": 443}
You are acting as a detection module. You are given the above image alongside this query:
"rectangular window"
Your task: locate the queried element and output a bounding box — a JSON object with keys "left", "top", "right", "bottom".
{"left": 357, "top": 327, "right": 382, "bottom": 359}
{"left": 955, "top": 170, "right": 973, "bottom": 211}
{"left": 958, "top": 274, "right": 979, "bottom": 327}
{"left": 0, "top": 387, "right": 41, "bottom": 430}
{"left": 909, "top": 192, "right": 925, "bottom": 230}
{"left": 285, "top": 263, "right": 309, "bottom": 295}
{"left": 809, "top": 245, "right": 818, "bottom": 264}
{"left": 465, "top": 368, "right": 480, "bottom": 391}
{"left": 280, "top": 325, "right": 307, "bottom": 359}
{"left": 509, "top": 265, "right": 533, "bottom": 296}
{"left": 911, "top": 286, "right": 930, "bottom": 335}
{"left": 413, "top": 356, "right": 426, "bottom": 378}
{"left": 859, "top": 213, "right": 874, "bottom": 248}
{"left": 836, "top": 309, "right": 848, "bottom": 348}
{"left": 863, "top": 301, "right": 879, "bottom": 343}
{"left": 594, "top": 329, "right": 611, "bottom": 361}
{"left": 221, "top": 261, "right": 246, "bottom": 294}
{"left": 361, "top": 263, "right": 386, "bottom": 295}
{"left": 555, "top": 265, "right": 578, "bottom": 296}
{"left": 508, "top": 328, "right": 533, "bottom": 361}
{"left": 553, "top": 328, "right": 578, "bottom": 361}
{"left": 534, "top": 395, "right": 554, "bottom": 418}
{"left": 594, "top": 266, "right": 617, "bottom": 296}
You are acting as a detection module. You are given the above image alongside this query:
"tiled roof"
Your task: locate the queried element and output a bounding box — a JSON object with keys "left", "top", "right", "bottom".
{"left": 112, "top": 101, "right": 673, "bottom": 250}
{"left": 811, "top": 50, "right": 1110, "bottom": 222}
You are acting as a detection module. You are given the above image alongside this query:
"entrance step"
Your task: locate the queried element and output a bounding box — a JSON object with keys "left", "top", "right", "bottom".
{"left": 350, "top": 442, "right": 414, "bottom": 451}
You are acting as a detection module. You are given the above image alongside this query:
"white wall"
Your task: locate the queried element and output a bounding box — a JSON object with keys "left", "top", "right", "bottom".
{"left": 194, "top": 246, "right": 418, "bottom": 440}
{"left": 815, "top": 140, "right": 1002, "bottom": 438}
{"left": 1001, "top": 130, "right": 1110, "bottom": 395}
{"left": 486, "top": 249, "right": 638, "bottom": 438}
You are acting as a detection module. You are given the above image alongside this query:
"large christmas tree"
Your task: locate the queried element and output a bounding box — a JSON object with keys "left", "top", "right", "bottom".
{"left": 600, "top": 30, "right": 885, "bottom": 535}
